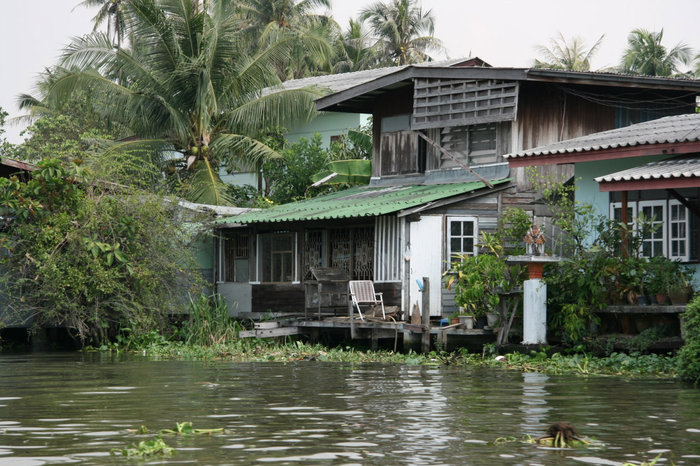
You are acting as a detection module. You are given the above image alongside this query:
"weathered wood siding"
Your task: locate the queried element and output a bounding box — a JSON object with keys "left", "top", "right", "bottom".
{"left": 251, "top": 284, "right": 305, "bottom": 313}
{"left": 512, "top": 82, "right": 615, "bottom": 191}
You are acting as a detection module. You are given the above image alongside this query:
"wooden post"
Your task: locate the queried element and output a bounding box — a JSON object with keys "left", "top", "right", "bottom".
{"left": 421, "top": 277, "right": 430, "bottom": 354}
{"left": 349, "top": 296, "right": 356, "bottom": 340}
{"left": 621, "top": 191, "right": 629, "bottom": 257}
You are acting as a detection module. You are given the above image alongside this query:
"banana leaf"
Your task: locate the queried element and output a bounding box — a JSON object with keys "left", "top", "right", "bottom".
{"left": 311, "top": 159, "right": 371, "bottom": 185}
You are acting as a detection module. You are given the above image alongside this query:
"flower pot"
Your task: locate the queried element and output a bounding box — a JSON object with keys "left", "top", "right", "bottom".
{"left": 459, "top": 315, "right": 474, "bottom": 330}
{"left": 669, "top": 289, "right": 689, "bottom": 306}
{"left": 451, "top": 317, "right": 460, "bottom": 325}
{"left": 637, "top": 295, "right": 649, "bottom": 306}
{"left": 655, "top": 293, "right": 668, "bottom": 305}
{"left": 486, "top": 312, "right": 499, "bottom": 327}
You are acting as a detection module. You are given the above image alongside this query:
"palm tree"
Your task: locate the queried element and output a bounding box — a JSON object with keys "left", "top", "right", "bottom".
{"left": 333, "top": 19, "right": 383, "bottom": 73}
{"left": 238, "top": 0, "right": 335, "bottom": 80}
{"left": 534, "top": 33, "right": 604, "bottom": 71}
{"left": 75, "top": 0, "right": 129, "bottom": 49}
{"left": 620, "top": 28, "right": 692, "bottom": 76}
{"left": 360, "top": 0, "right": 444, "bottom": 66}
{"left": 46, "top": 0, "right": 320, "bottom": 205}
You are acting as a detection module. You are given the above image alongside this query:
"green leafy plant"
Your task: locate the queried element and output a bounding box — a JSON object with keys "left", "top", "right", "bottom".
{"left": 0, "top": 157, "right": 204, "bottom": 345}
{"left": 113, "top": 436, "right": 174, "bottom": 457}
{"left": 678, "top": 296, "right": 700, "bottom": 385}
{"left": 160, "top": 422, "right": 224, "bottom": 435}
{"left": 181, "top": 294, "right": 240, "bottom": 346}
{"left": 444, "top": 232, "right": 523, "bottom": 318}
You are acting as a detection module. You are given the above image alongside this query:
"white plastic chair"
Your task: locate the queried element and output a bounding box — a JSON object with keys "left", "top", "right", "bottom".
{"left": 349, "top": 280, "right": 385, "bottom": 320}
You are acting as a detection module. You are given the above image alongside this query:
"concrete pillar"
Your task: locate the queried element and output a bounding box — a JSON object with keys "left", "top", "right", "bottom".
{"left": 523, "top": 278, "right": 547, "bottom": 344}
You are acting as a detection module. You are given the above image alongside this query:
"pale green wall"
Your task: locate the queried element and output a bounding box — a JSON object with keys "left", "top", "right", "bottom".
{"left": 575, "top": 155, "right": 668, "bottom": 219}
{"left": 286, "top": 112, "right": 370, "bottom": 147}
{"left": 575, "top": 156, "right": 700, "bottom": 283}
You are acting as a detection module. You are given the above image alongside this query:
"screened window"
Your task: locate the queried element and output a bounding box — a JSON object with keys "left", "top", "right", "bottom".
{"left": 259, "top": 233, "right": 295, "bottom": 283}
{"left": 222, "top": 231, "right": 249, "bottom": 282}
{"left": 448, "top": 217, "right": 478, "bottom": 261}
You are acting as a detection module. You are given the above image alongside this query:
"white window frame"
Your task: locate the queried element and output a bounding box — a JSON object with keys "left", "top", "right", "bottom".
{"left": 638, "top": 200, "right": 667, "bottom": 259}
{"left": 668, "top": 199, "right": 690, "bottom": 262}
{"left": 610, "top": 202, "right": 637, "bottom": 231}
{"left": 447, "top": 216, "right": 479, "bottom": 262}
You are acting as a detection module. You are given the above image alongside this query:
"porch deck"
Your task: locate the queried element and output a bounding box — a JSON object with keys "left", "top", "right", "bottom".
{"left": 239, "top": 317, "right": 496, "bottom": 351}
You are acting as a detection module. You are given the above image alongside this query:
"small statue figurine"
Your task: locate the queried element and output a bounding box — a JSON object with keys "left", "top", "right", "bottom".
{"left": 523, "top": 224, "right": 545, "bottom": 256}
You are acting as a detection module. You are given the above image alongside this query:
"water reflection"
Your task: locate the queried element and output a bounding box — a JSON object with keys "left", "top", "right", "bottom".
{"left": 519, "top": 372, "right": 551, "bottom": 436}
{"left": 0, "top": 354, "right": 698, "bottom": 465}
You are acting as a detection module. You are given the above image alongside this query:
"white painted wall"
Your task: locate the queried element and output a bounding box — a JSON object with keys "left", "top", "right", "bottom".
{"left": 409, "top": 215, "right": 444, "bottom": 317}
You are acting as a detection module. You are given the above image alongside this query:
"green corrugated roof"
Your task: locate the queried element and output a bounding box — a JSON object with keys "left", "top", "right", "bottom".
{"left": 216, "top": 180, "right": 510, "bottom": 225}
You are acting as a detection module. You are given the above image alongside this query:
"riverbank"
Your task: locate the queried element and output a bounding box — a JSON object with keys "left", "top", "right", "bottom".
{"left": 96, "top": 339, "right": 680, "bottom": 379}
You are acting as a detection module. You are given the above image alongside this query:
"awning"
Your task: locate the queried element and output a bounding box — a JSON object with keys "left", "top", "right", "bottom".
{"left": 215, "top": 180, "right": 510, "bottom": 226}
{"left": 595, "top": 155, "right": 700, "bottom": 192}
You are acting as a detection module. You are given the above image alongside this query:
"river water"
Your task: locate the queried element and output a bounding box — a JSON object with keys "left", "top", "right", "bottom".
{"left": 0, "top": 353, "right": 698, "bottom": 465}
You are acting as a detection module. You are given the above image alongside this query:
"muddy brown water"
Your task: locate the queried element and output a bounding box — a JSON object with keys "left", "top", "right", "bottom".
{"left": 0, "top": 353, "right": 699, "bottom": 465}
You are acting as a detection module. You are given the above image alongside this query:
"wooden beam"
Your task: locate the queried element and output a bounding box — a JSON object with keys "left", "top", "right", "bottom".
{"left": 599, "top": 176, "right": 700, "bottom": 192}
{"left": 412, "top": 131, "right": 494, "bottom": 188}
{"left": 508, "top": 141, "right": 700, "bottom": 167}
{"left": 667, "top": 189, "right": 700, "bottom": 220}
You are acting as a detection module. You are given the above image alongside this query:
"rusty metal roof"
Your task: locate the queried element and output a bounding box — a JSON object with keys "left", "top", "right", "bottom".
{"left": 594, "top": 155, "right": 700, "bottom": 183}
{"left": 505, "top": 113, "right": 700, "bottom": 161}
{"left": 215, "top": 180, "right": 509, "bottom": 225}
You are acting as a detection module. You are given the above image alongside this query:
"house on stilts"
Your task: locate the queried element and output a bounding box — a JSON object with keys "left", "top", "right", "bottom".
{"left": 213, "top": 64, "right": 700, "bottom": 341}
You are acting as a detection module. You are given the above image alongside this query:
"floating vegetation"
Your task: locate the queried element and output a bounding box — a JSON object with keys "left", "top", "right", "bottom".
{"left": 534, "top": 422, "right": 590, "bottom": 448}
{"left": 494, "top": 423, "right": 598, "bottom": 450}
{"left": 160, "top": 421, "right": 224, "bottom": 435}
{"left": 112, "top": 436, "right": 174, "bottom": 457}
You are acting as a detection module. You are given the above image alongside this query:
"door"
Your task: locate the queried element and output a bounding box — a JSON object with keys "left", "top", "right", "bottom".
{"left": 409, "top": 216, "right": 444, "bottom": 317}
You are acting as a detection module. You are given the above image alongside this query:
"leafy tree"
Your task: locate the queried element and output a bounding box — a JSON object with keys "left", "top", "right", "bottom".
{"left": 0, "top": 107, "right": 14, "bottom": 158}
{"left": 360, "top": 0, "right": 444, "bottom": 65}
{"left": 620, "top": 28, "right": 692, "bottom": 76}
{"left": 264, "top": 133, "right": 330, "bottom": 203}
{"left": 39, "top": 0, "right": 320, "bottom": 205}
{"left": 0, "top": 157, "right": 204, "bottom": 345}
{"left": 534, "top": 33, "right": 604, "bottom": 71}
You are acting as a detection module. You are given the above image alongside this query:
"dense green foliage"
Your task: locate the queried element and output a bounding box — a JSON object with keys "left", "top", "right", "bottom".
{"left": 0, "top": 158, "right": 203, "bottom": 344}
{"left": 678, "top": 296, "right": 700, "bottom": 385}
{"left": 620, "top": 28, "right": 692, "bottom": 76}
{"left": 360, "top": 0, "right": 443, "bottom": 65}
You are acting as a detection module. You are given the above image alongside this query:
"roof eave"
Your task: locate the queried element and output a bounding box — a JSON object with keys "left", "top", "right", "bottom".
{"left": 526, "top": 69, "right": 700, "bottom": 91}
{"left": 316, "top": 67, "right": 529, "bottom": 113}
{"left": 507, "top": 141, "right": 700, "bottom": 167}
{"left": 598, "top": 176, "right": 700, "bottom": 192}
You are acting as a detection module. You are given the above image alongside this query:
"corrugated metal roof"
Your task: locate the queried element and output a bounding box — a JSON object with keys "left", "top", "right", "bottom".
{"left": 264, "top": 57, "right": 479, "bottom": 95}
{"left": 215, "top": 180, "right": 508, "bottom": 225}
{"left": 594, "top": 156, "right": 700, "bottom": 183}
{"left": 505, "top": 113, "right": 700, "bottom": 160}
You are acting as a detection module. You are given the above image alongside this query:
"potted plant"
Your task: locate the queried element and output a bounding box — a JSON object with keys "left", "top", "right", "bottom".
{"left": 666, "top": 261, "right": 694, "bottom": 305}
{"left": 646, "top": 256, "right": 674, "bottom": 305}
{"left": 444, "top": 233, "right": 517, "bottom": 328}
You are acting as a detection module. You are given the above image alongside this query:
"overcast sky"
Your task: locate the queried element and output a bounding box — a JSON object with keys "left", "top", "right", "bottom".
{"left": 1, "top": 0, "right": 699, "bottom": 143}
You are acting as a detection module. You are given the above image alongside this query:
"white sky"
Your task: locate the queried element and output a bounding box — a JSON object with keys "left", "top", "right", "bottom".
{"left": 1, "top": 0, "right": 699, "bottom": 143}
